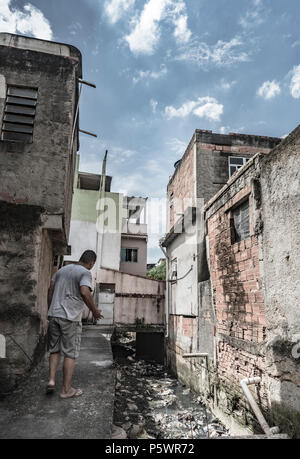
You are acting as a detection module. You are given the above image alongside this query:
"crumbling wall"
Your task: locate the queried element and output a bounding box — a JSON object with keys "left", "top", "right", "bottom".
{"left": 0, "top": 203, "right": 51, "bottom": 394}
{"left": 204, "top": 158, "right": 271, "bottom": 432}
{"left": 259, "top": 125, "right": 300, "bottom": 437}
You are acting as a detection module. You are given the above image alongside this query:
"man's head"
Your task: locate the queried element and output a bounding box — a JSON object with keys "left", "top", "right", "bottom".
{"left": 79, "top": 250, "right": 97, "bottom": 270}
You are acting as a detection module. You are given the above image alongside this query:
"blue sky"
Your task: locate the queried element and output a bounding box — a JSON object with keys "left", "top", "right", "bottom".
{"left": 1, "top": 0, "right": 300, "bottom": 261}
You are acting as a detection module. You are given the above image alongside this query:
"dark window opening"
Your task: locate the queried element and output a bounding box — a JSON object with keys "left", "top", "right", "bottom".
{"left": 230, "top": 199, "right": 250, "bottom": 243}
{"left": 1, "top": 86, "right": 38, "bottom": 142}
{"left": 121, "top": 248, "right": 138, "bottom": 263}
{"left": 99, "top": 283, "right": 115, "bottom": 294}
{"left": 77, "top": 172, "right": 112, "bottom": 191}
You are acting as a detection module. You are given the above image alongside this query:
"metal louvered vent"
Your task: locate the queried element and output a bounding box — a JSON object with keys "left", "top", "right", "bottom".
{"left": 1, "top": 86, "right": 38, "bottom": 142}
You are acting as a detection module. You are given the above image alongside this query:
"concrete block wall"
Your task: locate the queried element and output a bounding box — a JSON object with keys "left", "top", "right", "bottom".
{"left": 0, "top": 36, "right": 81, "bottom": 241}
{"left": 0, "top": 203, "right": 52, "bottom": 394}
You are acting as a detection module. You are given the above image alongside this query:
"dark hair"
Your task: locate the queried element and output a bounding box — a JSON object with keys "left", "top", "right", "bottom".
{"left": 79, "top": 250, "right": 97, "bottom": 264}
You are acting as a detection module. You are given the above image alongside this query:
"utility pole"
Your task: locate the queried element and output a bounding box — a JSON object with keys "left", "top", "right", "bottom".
{"left": 93, "top": 151, "right": 108, "bottom": 319}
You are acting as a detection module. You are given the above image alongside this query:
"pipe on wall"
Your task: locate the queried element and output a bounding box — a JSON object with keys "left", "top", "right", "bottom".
{"left": 240, "top": 377, "right": 279, "bottom": 436}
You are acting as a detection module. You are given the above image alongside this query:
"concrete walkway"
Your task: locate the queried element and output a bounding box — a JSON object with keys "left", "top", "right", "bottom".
{"left": 0, "top": 326, "right": 116, "bottom": 439}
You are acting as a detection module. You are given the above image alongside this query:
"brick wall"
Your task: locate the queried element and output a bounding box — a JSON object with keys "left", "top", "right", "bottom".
{"left": 167, "top": 140, "right": 195, "bottom": 231}
{"left": 168, "top": 315, "right": 198, "bottom": 354}
{"left": 206, "top": 171, "right": 269, "bottom": 408}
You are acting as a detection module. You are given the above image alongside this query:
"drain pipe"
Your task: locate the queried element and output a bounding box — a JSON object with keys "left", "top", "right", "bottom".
{"left": 159, "top": 240, "right": 170, "bottom": 338}
{"left": 240, "top": 377, "right": 279, "bottom": 436}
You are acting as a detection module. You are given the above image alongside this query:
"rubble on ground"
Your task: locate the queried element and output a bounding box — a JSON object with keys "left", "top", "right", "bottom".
{"left": 112, "top": 332, "right": 229, "bottom": 439}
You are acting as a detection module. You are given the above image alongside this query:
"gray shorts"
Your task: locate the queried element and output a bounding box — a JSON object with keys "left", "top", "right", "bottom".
{"left": 48, "top": 317, "right": 82, "bottom": 359}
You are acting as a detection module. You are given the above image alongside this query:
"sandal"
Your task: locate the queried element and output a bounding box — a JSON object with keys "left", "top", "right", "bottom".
{"left": 60, "top": 388, "right": 83, "bottom": 399}
{"left": 46, "top": 384, "right": 56, "bottom": 394}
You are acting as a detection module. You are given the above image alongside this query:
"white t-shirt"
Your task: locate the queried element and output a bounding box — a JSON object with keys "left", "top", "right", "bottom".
{"left": 48, "top": 264, "right": 93, "bottom": 322}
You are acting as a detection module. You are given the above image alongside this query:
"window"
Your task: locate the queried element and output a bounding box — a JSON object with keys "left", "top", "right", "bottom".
{"left": 231, "top": 199, "right": 250, "bottom": 243}
{"left": 121, "top": 248, "right": 138, "bottom": 263}
{"left": 1, "top": 86, "right": 38, "bottom": 142}
{"left": 228, "top": 156, "right": 249, "bottom": 178}
{"left": 171, "top": 258, "right": 177, "bottom": 280}
{"left": 169, "top": 193, "right": 174, "bottom": 208}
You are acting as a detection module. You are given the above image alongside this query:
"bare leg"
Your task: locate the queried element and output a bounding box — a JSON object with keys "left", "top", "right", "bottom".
{"left": 48, "top": 353, "right": 61, "bottom": 386}
{"left": 61, "top": 357, "right": 76, "bottom": 396}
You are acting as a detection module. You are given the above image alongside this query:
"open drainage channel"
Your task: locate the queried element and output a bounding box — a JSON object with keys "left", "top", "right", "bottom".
{"left": 112, "top": 332, "right": 229, "bottom": 440}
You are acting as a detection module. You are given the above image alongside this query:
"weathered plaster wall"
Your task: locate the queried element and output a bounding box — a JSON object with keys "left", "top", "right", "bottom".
{"left": 0, "top": 42, "right": 81, "bottom": 241}
{"left": 259, "top": 125, "right": 300, "bottom": 437}
{"left": 0, "top": 203, "right": 51, "bottom": 394}
{"left": 0, "top": 35, "right": 82, "bottom": 394}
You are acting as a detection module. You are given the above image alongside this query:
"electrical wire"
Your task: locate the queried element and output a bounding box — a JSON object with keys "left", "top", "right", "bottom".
{"left": 168, "top": 265, "right": 193, "bottom": 284}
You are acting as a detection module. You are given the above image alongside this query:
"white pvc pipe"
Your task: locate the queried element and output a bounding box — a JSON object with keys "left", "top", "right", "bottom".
{"left": 240, "top": 377, "right": 279, "bottom": 436}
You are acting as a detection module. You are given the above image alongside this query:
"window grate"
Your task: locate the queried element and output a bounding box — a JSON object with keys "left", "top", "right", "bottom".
{"left": 1, "top": 86, "right": 38, "bottom": 142}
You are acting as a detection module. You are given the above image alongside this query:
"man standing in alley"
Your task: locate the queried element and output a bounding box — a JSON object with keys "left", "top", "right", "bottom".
{"left": 47, "top": 250, "right": 103, "bottom": 399}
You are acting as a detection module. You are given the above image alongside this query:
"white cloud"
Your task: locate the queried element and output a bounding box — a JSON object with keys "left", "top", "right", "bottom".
{"left": 173, "top": 14, "right": 191, "bottom": 44}
{"left": 0, "top": 1, "right": 52, "bottom": 41}
{"left": 125, "top": 0, "right": 191, "bottom": 55}
{"left": 165, "top": 96, "right": 223, "bottom": 122}
{"left": 150, "top": 99, "right": 158, "bottom": 113}
{"left": 133, "top": 64, "right": 167, "bottom": 84}
{"left": 290, "top": 65, "right": 300, "bottom": 99}
{"left": 219, "top": 79, "right": 237, "bottom": 91}
{"left": 292, "top": 40, "right": 300, "bottom": 48}
{"left": 165, "top": 137, "right": 187, "bottom": 156}
{"left": 104, "top": 0, "right": 135, "bottom": 24}
{"left": 257, "top": 80, "right": 281, "bottom": 100}
{"left": 239, "top": 0, "right": 266, "bottom": 29}
{"left": 175, "top": 36, "right": 249, "bottom": 68}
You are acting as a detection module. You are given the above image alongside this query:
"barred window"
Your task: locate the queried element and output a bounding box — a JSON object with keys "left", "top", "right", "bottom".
{"left": 1, "top": 86, "right": 38, "bottom": 142}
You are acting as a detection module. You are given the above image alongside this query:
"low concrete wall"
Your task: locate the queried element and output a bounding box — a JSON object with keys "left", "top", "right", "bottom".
{"left": 97, "top": 268, "right": 165, "bottom": 326}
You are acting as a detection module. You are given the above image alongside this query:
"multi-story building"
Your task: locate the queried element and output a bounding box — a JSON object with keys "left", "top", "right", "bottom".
{"left": 161, "top": 128, "right": 300, "bottom": 434}
{"left": 64, "top": 155, "right": 149, "bottom": 324}
{"left": 0, "top": 33, "right": 82, "bottom": 394}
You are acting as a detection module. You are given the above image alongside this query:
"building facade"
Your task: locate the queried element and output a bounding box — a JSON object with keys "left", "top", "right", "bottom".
{"left": 0, "top": 33, "right": 82, "bottom": 394}
{"left": 161, "top": 128, "right": 300, "bottom": 435}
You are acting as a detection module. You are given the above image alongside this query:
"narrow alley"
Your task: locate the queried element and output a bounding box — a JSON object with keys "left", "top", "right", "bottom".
{"left": 0, "top": 2, "right": 300, "bottom": 444}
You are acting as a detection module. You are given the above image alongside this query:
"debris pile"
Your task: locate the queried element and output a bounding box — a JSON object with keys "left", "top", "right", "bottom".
{"left": 112, "top": 332, "right": 229, "bottom": 439}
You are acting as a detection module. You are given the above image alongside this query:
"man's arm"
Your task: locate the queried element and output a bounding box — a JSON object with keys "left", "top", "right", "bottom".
{"left": 80, "top": 286, "right": 104, "bottom": 320}
{"left": 48, "top": 281, "right": 55, "bottom": 310}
